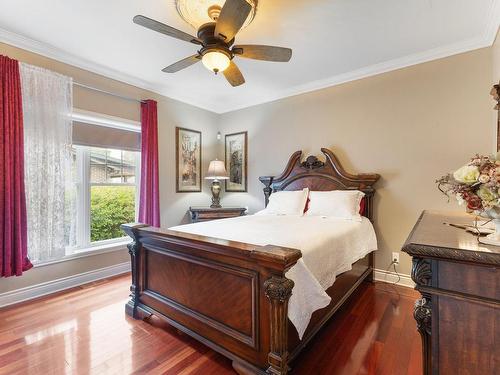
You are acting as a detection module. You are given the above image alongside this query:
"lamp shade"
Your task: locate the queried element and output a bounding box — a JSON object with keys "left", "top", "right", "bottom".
{"left": 202, "top": 51, "right": 230, "bottom": 73}
{"left": 205, "top": 159, "right": 229, "bottom": 180}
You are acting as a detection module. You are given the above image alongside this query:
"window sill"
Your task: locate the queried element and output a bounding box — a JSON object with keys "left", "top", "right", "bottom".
{"left": 33, "top": 240, "right": 130, "bottom": 268}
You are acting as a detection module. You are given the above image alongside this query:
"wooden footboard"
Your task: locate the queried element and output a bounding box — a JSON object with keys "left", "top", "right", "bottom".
{"left": 122, "top": 223, "right": 302, "bottom": 375}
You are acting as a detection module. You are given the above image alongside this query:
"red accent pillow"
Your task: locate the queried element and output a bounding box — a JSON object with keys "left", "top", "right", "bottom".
{"left": 303, "top": 197, "right": 310, "bottom": 214}
{"left": 359, "top": 197, "right": 366, "bottom": 216}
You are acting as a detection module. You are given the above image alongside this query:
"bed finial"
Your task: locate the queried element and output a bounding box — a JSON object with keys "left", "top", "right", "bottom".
{"left": 300, "top": 155, "right": 324, "bottom": 170}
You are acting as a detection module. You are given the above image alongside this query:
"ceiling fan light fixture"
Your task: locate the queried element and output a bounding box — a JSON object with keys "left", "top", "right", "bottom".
{"left": 135, "top": 0, "right": 291, "bottom": 87}
{"left": 175, "top": 0, "right": 257, "bottom": 30}
{"left": 202, "top": 50, "right": 230, "bottom": 74}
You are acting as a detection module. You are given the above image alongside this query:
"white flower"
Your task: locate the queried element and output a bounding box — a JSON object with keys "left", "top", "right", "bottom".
{"left": 453, "top": 165, "right": 480, "bottom": 184}
{"left": 479, "top": 174, "right": 490, "bottom": 184}
{"left": 456, "top": 193, "right": 465, "bottom": 206}
{"left": 477, "top": 186, "right": 498, "bottom": 204}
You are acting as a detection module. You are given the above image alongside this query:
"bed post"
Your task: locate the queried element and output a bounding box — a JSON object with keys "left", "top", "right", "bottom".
{"left": 364, "top": 190, "right": 376, "bottom": 282}
{"left": 259, "top": 176, "right": 274, "bottom": 207}
{"left": 121, "top": 223, "right": 149, "bottom": 319}
{"left": 264, "top": 275, "right": 294, "bottom": 375}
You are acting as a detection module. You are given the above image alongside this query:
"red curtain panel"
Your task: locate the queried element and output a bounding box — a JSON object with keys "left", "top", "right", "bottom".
{"left": 0, "top": 55, "right": 32, "bottom": 277}
{"left": 138, "top": 99, "right": 160, "bottom": 227}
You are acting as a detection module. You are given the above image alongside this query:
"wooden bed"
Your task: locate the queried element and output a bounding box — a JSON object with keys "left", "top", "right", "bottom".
{"left": 121, "top": 148, "right": 380, "bottom": 375}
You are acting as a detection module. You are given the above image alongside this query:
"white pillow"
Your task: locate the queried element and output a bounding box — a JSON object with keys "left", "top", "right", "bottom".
{"left": 256, "top": 188, "right": 309, "bottom": 216}
{"left": 305, "top": 190, "right": 365, "bottom": 221}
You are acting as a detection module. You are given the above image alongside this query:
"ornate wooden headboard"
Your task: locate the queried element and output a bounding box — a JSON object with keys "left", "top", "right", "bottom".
{"left": 259, "top": 148, "right": 380, "bottom": 221}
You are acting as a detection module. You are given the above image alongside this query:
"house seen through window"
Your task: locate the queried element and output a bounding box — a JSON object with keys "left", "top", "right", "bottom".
{"left": 89, "top": 147, "right": 138, "bottom": 242}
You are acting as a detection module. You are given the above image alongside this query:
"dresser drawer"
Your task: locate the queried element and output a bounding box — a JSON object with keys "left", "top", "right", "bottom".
{"left": 189, "top": 207, "right": 246, "bottom": 223}
{"left": 437, "top": 260, "right": 500, "bottom": 301}
{"left": 196, "top": 211, "right": 241, "bottom": 220}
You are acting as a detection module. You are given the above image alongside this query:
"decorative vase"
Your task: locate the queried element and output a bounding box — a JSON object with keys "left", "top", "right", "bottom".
{"left": 478, "top": 207, "right": 500, "bottom": 246}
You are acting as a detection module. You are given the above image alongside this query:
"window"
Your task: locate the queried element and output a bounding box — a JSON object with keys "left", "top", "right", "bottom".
{"left": 66, "top": 146, "right": 140, "bottom": 254}
{"left": 89, "top": 148, "right": 138, "bottom": 242}
{"left": 64, "top": 110, "right": 141, "bottom": 256}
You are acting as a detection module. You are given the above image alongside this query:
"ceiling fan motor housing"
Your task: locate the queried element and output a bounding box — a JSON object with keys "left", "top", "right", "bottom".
{"left": 197, "top": 22, "right": 234, "bottom": 48}
{"left": 197, "top": 22, "right": 235, "bottom": 71}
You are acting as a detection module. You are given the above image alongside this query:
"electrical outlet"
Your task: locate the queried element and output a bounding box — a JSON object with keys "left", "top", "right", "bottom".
{"left": 392, "top": 252, "right": 400, "bottom": 264}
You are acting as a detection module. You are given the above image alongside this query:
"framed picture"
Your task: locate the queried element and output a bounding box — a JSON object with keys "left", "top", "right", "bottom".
{"left": 491, "top": 82, "right": 500, "bottom": 151}
{"left": 225, "top": 131, "right": 248, "bottom": 192}
{"left": 176, "top": 127, "right": 202, "bottom": 192}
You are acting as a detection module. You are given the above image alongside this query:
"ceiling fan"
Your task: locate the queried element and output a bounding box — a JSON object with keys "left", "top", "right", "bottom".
{"left": 133, "top": 0, "right": 292, "bottom": 87}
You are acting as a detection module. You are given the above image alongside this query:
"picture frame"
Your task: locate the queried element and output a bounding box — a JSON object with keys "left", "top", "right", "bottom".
{"left": 176, "top": 127, "right": 202, "bottom": 192}
{"left": 491, "top": 82, "right": 500, "bottom": 151}
{"left": 225, "top": 131, "right": 248, "bottom": 192}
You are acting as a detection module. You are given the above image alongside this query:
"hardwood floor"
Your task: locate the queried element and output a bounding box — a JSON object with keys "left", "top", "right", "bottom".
{"left": 0, "top": 275, "right": 421, "bottom": 375}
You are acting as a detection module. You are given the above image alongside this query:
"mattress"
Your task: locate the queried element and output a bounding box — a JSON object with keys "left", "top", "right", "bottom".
{"left": 169, "top": 214, "right": 377, "bottom": 339}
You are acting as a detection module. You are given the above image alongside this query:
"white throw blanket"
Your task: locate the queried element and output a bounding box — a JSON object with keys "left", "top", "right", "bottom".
{"left": 169, "top": 214, "right": 377, "bottom": 339}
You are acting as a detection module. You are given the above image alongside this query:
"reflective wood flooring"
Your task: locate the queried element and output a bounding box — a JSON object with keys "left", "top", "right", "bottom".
{"left": 0, "top": 275, "right": 421, "bottom": 374}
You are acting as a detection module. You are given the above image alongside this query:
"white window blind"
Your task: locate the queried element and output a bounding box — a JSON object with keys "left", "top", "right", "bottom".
{"left": 71, "top": 109, "right": 141, "bottom": 151}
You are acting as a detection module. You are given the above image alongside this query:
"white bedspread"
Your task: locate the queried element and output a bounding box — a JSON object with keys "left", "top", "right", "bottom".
{"left": 169, "top": 214, "right": 377, "bottom": 339}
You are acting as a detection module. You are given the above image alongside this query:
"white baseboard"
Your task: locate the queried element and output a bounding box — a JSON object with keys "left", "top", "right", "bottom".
{"left": 0, "top": 262, "right": 130, "bottom": 308}
{"left": 374, "top": 268, "right": 415, "bottom": 288}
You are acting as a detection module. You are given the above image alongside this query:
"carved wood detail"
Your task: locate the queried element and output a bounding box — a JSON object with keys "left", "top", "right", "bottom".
{"left": 408, "top": 256, "right": 432, "bottom": 375}
{"left": 405, "top": 244, "right": 500, "bottom": 266}
{"left": 264, "top": 276, "right": 294, "bottom": 375}
{"left": 121, "top": 224, "right": 148, "bottom": 318}
{"left": 414, "top": 297, "right": 432, "bottom": 375}
{"left": 259, "top": 176, "right": 273, "bottom": 207}
{"left": 411, "top": 258, "right": 432, "bottom": 287}
{"left": 127, "top": 241, "right": 140, "bottom": 314}
{"left": 414, "top": 297, "right": 432, "bottom": 336}
{"left": 300, "top": 155, "right": 325, "bottom": 170}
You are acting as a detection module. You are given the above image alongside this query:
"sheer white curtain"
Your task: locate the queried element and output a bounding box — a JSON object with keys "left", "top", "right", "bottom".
{"left": 20, "top": 63, "right": 74, "bottom": 263}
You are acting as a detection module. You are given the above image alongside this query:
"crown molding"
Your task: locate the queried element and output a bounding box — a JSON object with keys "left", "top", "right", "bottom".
{"left": 215, "top": 1, "right": 500, "bottom": 113}
{"left": 214, "top": 34, "right": 493, "bottom": 113}
{"left": 1, "top": 0, "right": 499, "bottom": 115}
{"left": 0, "top": 27, "right": 217, "bottom": 113}
{"left": 0, "top": 28, "right": 157, "bottom": 92}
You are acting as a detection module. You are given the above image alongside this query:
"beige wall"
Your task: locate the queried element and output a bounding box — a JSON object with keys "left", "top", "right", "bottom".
{"left": 494, "top": 29, "right": 500, "bottom": 83}
{"left": 0, "top": 38, "right": 497, "bottom": 293}
{"left": 217, "top": 48, "right": 494, "bottom": 275}
{"left": 0, "top": 42, "right": 218, "bottom": 293}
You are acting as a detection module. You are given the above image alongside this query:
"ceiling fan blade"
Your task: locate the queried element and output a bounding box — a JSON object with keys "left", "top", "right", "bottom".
{"left": 214, "top": 0, "right": 252, "bottom": 42}
{"left": 223, "top": 61, "right": 245, "bottom": 87}
{"left": 232, "top": 45, "right": 292, "bottom": 62}
{"left": 133, "top": 15, "right": 202, "bottom": 45}
{"left": 162, "top": 55, "right": 201, "bottom": 73}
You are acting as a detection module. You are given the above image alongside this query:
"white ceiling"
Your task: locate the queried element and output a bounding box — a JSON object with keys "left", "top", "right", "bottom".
{"left": 0, "top": 0, "right": 498, "bottom": 113}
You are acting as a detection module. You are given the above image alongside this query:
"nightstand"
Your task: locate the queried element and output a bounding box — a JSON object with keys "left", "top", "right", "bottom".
{"left": 189, "top": 206, "right": 247, "bottom": 223}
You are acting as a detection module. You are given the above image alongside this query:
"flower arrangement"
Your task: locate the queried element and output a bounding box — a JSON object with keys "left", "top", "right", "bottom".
{"left": 437, "top": 154, "right": 500, "bottom": 214}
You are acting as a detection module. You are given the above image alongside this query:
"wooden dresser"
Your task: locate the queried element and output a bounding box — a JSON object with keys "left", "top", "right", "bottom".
{"left": 403, "top": 210, "right": 500, "bottom": 375}
{"left": 189, "top": 206, "right": 246, "bottom": 223}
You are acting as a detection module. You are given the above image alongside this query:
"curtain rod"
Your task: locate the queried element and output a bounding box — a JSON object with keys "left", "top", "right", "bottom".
{"left": 74, "top": 82, "right": 146, "bottom": 104}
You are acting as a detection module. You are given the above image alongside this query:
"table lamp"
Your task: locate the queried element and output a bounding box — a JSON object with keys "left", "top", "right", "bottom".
{"left": 205, "top": 159, "right": 229, "bottom": 208}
